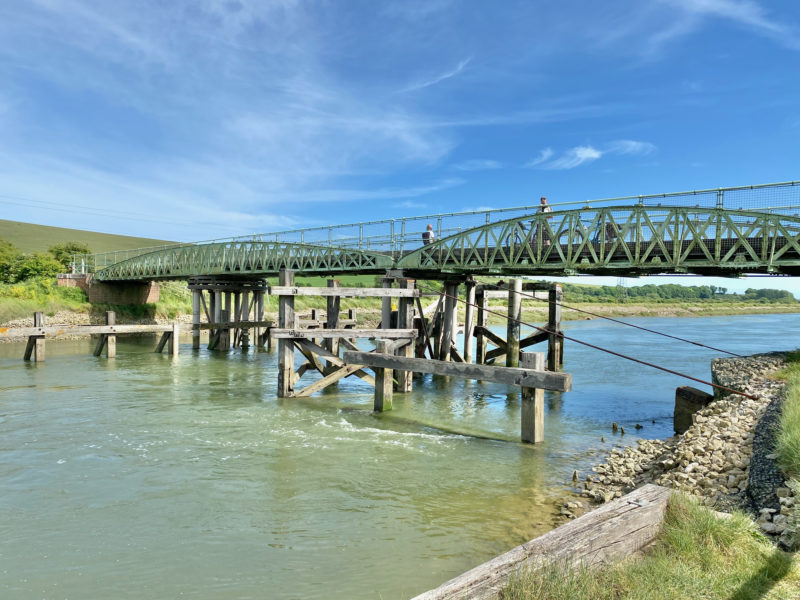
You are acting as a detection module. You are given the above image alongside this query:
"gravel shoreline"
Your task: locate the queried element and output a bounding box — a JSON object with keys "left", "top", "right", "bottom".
{"left": 557, "top": 352, "right": 797, "bottom": 550}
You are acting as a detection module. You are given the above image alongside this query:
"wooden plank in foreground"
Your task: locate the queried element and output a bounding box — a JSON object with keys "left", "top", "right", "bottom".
{"left": 1, "top": 324, "right": 174, "bottom": 338}
{"left": 269, "top": 286, "right": 420, "bottom": 298}
{"left": 341, "top": 351, "right": 571, "bottom": 392}
{"left": 411, "top": 484, "right": 671, "bottom": 600}
{"left": 270, "top": 328, "right": 417, "bottom": 340}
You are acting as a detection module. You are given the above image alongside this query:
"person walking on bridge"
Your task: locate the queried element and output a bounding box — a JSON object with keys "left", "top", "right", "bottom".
{"left": 535, "top": 196, "right": 553, "bottom": 247}
{"left": 422, "top": 223, "right": 436, "bottom": 245}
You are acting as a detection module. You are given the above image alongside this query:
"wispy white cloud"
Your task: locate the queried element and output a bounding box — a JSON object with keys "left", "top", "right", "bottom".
{"left": 529, "top": 140, "right": 656, "bottom": 170}
{"left": 545, "top": 146, "right": 604, "bottom": 170}
{"left": 524, "top": 148, "right": 554, "bottom": 167}
{"left": 607, "top": 140, "right": 657, "bottom": 155}
{"left": 399, "top": 58, "right": 472, "bottom": 93}
{"left": 452, "top": 159, "right": 502, "bottom": 171}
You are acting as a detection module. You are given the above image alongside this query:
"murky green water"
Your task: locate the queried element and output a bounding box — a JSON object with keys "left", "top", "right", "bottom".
{"left": 1, "top": 313, "right": 798, "bottom": 599}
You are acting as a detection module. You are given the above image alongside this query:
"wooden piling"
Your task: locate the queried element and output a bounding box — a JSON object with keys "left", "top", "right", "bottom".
{"left": 381, "top": 276, "right": 392, "bottom": 329}
{"left": 242, "top": 291, "right": 251, "bottom": 349}
{"left": 277, "top": 269, "right": 295, "bottom": 397}
{"left": 192, "top": 289, "right": 201, "bottom": 349}
{"left": 396, "top": 279, "right": 415, "bottom": 392}
{"left": 170, "top": 323, "right": 180, "bottom": 357}
{"left": 106, "top": 311, "right": 116, "bottom": 358}
{"left": 325, "top": 279, "right": 340, "bottom": 375}
{"left": 521, "top": 352, "right": 545, "bottom": 443}
{"left": 373, "top": 339, "right": 393, "bottom": 412}
{"left": 506, "top": 278, "right": 522, "bottom": 368}
{"left": 476, "top": 290, "right": 488, "bottom": 365}
{"left": 440, "top": 282, "right": 458, "bottom": 362}
{"left": 548, "top": 284, "right": 563, "bottom": 371}
{"left": 463, "top": 279, "right": 476, "bottom": 363}
{"left": 24, "top": 312, "right": 45, "bottom": 362}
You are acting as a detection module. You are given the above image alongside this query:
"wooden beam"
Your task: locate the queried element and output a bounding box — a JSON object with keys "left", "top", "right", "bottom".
{"left": 295, "top": 340, "right": 326, "bottom": 374}
{"left": 548, "top": 285, "right": 563, "bottom": 372}
{"left": 155, "top": 332, "right": 171, "bottom": 353}
{"left": 373, "top": 340, "right": 393, "bottom": 411}
{"left": 473, "top": 326, "right": 507, "bottom": 350}
{"left": 507, "top": 278, "right": 522, "bottom": 368}
{"left": 191, "top": 320, "right": 274, "bottom": 330}
{"left": 326, "top": 279, "right": 341, "bottom": 375}
{"left": 295, "top": 339, "right": 376, "bottom": 385}
{"left": 170, "top": 323, "right": 179, "bottom": 356}
{"left": 476, "top": 291, "right": 488, "bottom": 366}
{"left": 396, "top": 279, "right": 415, "bottom": 392}
{"left": 4, "top": 323, "right": 176, "bottom": 338}
{"left": 342, "top": 351, "right": 571, "bottom": 391}
{"left": 484, "top": 331, "right": 548, "bottom": 362}
{"left": 520, "top": 352, "right": 545, "bottom": 444}
{"left": 192, "top": 289, "right": 201, "bottom": 349}
{"left": 440, "top": 282, "right": 458, "bottom": 362}
{"left": 270, "top": 328, "right": 417, "bottom": 340}
{"left": 292, "top": 363, "right": 367, "bottom": 398}
{"left": 270, "top": 286, "right": 419, "bottom": 298}
{"left": 278, "top": 269, "right": 295, "bottom": 397}
{"left": 414, "top": 295, "right": 436, "bottom": 359}
{"left": 410, "top": 485, "right": 671, "bottom": 600}
{"left": 463, "top": 279, "right": 476, "bottom": 363}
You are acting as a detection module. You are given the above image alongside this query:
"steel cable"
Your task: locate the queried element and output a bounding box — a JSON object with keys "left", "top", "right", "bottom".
{"left": 416, "top": 282, "right": 758, "bottom": 400}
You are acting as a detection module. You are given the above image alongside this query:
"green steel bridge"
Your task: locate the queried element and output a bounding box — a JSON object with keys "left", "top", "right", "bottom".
{"left": 77, "top": 180, "right": 800, "bottom": 281}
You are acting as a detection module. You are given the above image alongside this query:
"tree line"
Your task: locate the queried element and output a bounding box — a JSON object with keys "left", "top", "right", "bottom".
{"left": 0, "top": 240, "right": 90, "bottom": 284}
{"left": 557, "top": 281, "right": 797, "bottom": 303}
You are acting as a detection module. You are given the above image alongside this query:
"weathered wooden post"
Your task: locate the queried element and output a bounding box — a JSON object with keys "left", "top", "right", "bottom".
{"left": 325, "top": 279, "right": 340, "bottom": 375}
{"left": 223, "top": 293, "right": 232, "bottom": 351}
{"left": 192, "top": 289, "right": 201, "bottom": 349}
{"left": 170, "top": 322, "right": 180, "bottom": 357}
{"left": 476, "top": 289, "right": 488, "bottom": 365}
{"left": 24, "top": 312, "right": 46, "bottom": 362}
{"left": 373, "top": 339, "right": 393, "bottom": 411}
{"left": 439, "top": 281, "right": 459, "bottom": 361}
{"left": 506, "top": 278, "right": 522, "bottom": 367}
{"left": 463, "top": 278, "right": 476, "bottom": 363}
{"left": 210, "top": 289, "right": 221, "bottom": 350}
{"left": 277, "top": 269, "right": 295, "bottom": 397}
{"left": 548, "top": 284, "right": 563, "bottom": 371}
{"left": 396, "top": 279, "right": 415, "bottom": 392}
{"left": 381, "top": 275, "right": 393, "bottom": 329}
{"left": 521, "top": 352, "right": 545, "bottom": 443}
{"left": 240, "top": 290, "right": 250, "bottom": 350}
{"left": 106, "top": 311, "right": 116, "bottom": 358}
{"left": 233, "top": 291, "right": 241, "bottom": 348}
{"left": 255, "top": 290, "right": 268, "bottom": 349}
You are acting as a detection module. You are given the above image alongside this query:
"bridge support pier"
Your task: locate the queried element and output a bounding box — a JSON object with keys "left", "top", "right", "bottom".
{"left": 187, "top": 277, "right": 270, "bottom": 353}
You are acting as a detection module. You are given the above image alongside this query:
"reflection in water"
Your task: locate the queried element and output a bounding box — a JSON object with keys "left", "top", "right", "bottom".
{"left": 0, "top": 312, "right": 798, "bottom": 599}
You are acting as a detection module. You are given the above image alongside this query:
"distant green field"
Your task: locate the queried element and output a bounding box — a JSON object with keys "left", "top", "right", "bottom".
{"left": 0, "top": 219, "right": 175, "bottom": 254}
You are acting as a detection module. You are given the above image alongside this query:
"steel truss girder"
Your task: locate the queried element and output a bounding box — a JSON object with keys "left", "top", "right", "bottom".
{"left": 95, "top": 241, "right": 394, "bottom": 281}
{"left": 397, "top": 206, "right": 800, "bottom": 276}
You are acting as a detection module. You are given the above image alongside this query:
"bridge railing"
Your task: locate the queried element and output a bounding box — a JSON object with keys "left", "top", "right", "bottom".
{"left": 71, "top": 180, "right": 800, "bottom": 273}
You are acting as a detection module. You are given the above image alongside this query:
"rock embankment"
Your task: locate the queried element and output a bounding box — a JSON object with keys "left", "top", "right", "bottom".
{"left": 559, "top": 353, "right": 796, "bottom": 550}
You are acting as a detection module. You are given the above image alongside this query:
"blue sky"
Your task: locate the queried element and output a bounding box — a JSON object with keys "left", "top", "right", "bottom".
{"left": 0, "top": 2, "right": 799, "bottom": 263}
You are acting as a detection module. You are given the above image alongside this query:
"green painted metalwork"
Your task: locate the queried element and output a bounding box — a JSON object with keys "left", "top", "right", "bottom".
{"left": 95, "top": 241, "right": 394, "bottom": 281}
{"left": 85, "top": 180, "right": 800, "bottom": 281}
{"left": 397, "top": 206, "right": 800, "bottom": 276}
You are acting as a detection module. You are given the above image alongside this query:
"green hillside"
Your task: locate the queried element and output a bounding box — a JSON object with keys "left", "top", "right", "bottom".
{"left": 0, "top": 219, "right": 175, "bottom": 254}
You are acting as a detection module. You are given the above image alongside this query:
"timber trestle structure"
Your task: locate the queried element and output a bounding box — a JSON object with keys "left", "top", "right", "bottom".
{"left": 269, "top": 269, "right": 570, "bottom": 443}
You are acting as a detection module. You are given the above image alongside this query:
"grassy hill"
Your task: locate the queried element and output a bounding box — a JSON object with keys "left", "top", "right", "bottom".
{"left": 0, "top": 219, "right": 175, "bottom": 254}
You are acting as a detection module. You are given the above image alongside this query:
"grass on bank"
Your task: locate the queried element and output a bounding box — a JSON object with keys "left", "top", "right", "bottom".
{"left": 503, "top": 494, "right": 800, "bottom": 600}
{"left": 774, "top": 351, "right": 800, "bottom": 481}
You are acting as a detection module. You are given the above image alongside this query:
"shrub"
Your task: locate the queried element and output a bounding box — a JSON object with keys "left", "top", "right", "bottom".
{"left": 48, "top": 241, "right": 92, "bottom": 269}
{"left": 11, "top": 253, "right": 64, "bottom": 282}
{"left": 0, "top": 239, "right": 22, "bottom": 283}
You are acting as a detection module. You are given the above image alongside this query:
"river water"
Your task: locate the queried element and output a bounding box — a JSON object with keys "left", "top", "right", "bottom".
{"left": 1, "top": 313, "right": 798, "bottom": 599}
